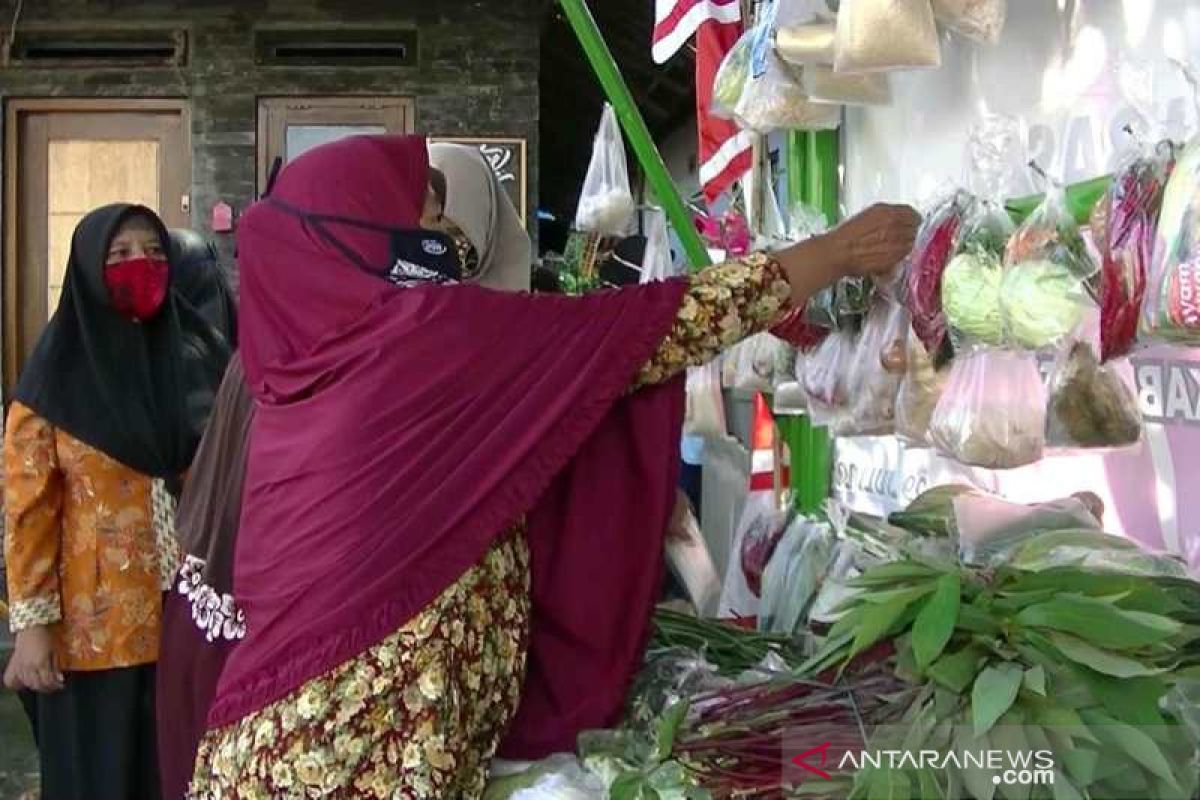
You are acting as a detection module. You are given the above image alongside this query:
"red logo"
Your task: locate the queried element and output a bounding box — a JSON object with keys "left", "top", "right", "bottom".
{"left": 791, "top": 742, "right": 834, "bottom": 780}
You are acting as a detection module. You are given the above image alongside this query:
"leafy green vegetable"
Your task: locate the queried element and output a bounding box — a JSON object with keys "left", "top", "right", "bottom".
{"left": 1016, "top": 594, "right": 1180, "bottom": 649}
{"left": 972, "top": 663, "right": 1024, "bottom": 735}
{"left": 1045, "top": 631, "right": 1169, "bottom": 678}
{"left": 912, "top": 573, "right": 961, "bottom": 670}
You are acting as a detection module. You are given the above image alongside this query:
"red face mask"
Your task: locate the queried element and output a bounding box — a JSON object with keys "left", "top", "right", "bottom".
{"left": 104, "top": 257, "right": 169, "bottom": 321}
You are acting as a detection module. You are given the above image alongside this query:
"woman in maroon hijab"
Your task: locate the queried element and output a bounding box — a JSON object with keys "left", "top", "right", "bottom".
{"left": 183, "top": 135, "right": 917, "bottom": 798}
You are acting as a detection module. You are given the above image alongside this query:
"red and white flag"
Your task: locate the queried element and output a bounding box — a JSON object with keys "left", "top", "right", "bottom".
{"left": 652, "top": 0, "right": 742, "bottom": 64}
{"left": 695, "top": 19, "right": 753, "bottom": 202}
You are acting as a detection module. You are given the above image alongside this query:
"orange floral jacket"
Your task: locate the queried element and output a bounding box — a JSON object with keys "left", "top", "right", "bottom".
{"left": 3, "top": 402, "right": 179, "bottom": 671}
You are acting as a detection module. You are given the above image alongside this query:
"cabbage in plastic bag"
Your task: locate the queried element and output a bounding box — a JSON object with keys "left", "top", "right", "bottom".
{"left": 1001, "top": 183, "right": 1098, "bottom": 350}
{"left": 941, "top": 200, "right": 1013, "bottom": 349}
{"left": 574, "top": 104, "right": 634, "bottom": 236}
{"left": 833, "top": 0, "right": 941, "bottom": 74}
{"left": 928, "top": 348, "right": 1046, "bottom": 469}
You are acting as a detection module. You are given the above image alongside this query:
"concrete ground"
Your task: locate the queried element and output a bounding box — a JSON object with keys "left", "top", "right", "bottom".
{"left": 0, "top": 645, "right": 39, "bottom": 800}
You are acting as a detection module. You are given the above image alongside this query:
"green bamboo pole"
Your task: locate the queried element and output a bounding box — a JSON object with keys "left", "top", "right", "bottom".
{"left": 558, "top": 0, "right": 712, "bottom": 271}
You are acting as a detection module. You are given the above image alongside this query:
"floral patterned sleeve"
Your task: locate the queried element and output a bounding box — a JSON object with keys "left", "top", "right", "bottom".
{"left": 634, "top": 252, "right": 792, "bottom": 389}
{"left": 4, "top": 403, "right": 64, "bottom": 632}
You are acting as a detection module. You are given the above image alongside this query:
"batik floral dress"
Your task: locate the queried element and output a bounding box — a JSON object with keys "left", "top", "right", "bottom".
{"left": 188, "top": 254, "right": 792, "bottom": 799}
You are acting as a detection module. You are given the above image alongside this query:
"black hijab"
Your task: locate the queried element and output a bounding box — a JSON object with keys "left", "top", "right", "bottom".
{"left": 13, "top": 204, "right": 233, "bottom": 481}
{"left": 169, "top": 228, "right": 238, "bottom": 349}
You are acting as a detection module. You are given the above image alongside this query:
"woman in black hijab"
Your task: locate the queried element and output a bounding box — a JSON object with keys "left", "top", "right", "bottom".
{"left": 3, "top": 204, "right": 232, "bottom": 800}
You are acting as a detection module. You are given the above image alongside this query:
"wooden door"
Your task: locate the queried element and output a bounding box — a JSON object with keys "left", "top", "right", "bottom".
{"left": 257, "top": 96, "right": 413, "bottom": 192}
{"left": 3, "top": 100, "right": 191, "bottom": 392}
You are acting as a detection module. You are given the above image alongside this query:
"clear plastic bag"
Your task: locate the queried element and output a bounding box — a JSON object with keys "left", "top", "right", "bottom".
{"left": 833, "top": 0, "right": 941, "bottom": 74}
{"left": 726, "top": 333, "right": 778, "bottom": 393}
{"left": 486, "top": 754, "right": 606, "bottom": 800}
{"left": 801, "top": 66, "right": 891, "bottom": 107}
{"left": 928, "top": 348, "right": 1047, "bottom": 469}
{"left": 955, "top": 493, "right": 1102, "bottom": 567}
{"left": 1002, "top": 183, "right": 1099, "bottom": 351}
{"left": 930, "top": 0, "right": 1007, "bottom": 45}
{"left": 1045, "top": 341, "right": 1142, "bottom": 449}
{"left": 573, "top": 104, "right": 634, "bottom": 236}
{"left": 640, "top": 209, "right": 673, "bottom": 284}
{"left": 1144, "top": 136, "right": 1200, "bottom": 345}
{"left": 894, "top": 326, "right": 950, "bottom": 445}
{"left": 684, "top": 360, "right": 726, "bottom": 439}
{"left": 906, "top": 191, "right": 973, "bottom": 358}
{"left": 802, "top": 328, "right": 858, "bottom": 427}
{"left": 941, "top": 199, "right": 1013, "bottom": 350}
{"left": 839, "top": 300, "right": 910, "bottom": 436}
{"left": 712, "top": 26, "right": 755, "bottom": 120}
{"left": 775, "top": 22, "right": 836, "bottom": 66}
{"left": 758, "top": 515, "right": 836, "bottom": 635}
{"left": 735, "top": 3, "right": 841, "bottom": 134}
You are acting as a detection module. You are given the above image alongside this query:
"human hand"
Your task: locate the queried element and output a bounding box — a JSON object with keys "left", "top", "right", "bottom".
{"left": 666, "top": 490, "right": 695, "bottom": 544}
{"left": 826, "top": 203, "right": 922, "bottom": 278}
{"left": 3, "top": 626, "right": 64, "bottom": 693}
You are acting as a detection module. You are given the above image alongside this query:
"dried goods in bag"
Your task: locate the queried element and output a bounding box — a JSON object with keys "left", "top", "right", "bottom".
{"left": 930, "top": 0, "right": 1007, "bottom": 45}
{"left": 833, "top": 0, "right": 941, "bottom": 74}
{"left": 1046, "top": 343, "right": 1142, "bottom": 449}
{"left": 775, "top": 22, "right": 836, "bottom": 65}
{"left": 1001, "top": 184, "right": 1098, "bottom": 350}
{"left": 1145, "top": 138, "right": 1200, "bottom": 344}
{"left": 573, "top": 104, "right": 634, "bottom": 236}
{"left": 801, "top": 66, "right": 892, "bottom": 107}
{"left": 928, "top": 349, "right": 1047, "bottom": 469}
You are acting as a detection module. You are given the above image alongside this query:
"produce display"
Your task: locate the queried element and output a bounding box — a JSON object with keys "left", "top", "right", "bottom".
{"left": 907, "top": 193, "right": 972, "bottom": 359}
{"left": 941, "top": 200, "right": 1012, "bottom": 348}
{"left": 1045, "top": 342, "right": 1142, "bottom": 449}
{"left": 1146, "top": 136, "right": 1200, "bottom": 344}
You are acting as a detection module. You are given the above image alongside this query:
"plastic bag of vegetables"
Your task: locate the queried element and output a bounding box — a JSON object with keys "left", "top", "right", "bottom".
{"left": 1045, "top": 340, "right": 1142, "bottom": 449}
{"left": 905, "top": 191, "right": 972, "bottom": 361}
{"left": 894, "top": 326, "right": 949, "bottom": 445}
{"left": 802, "top": 327, "right": 858, "bottom": 427}
{"left": 1093, "top": 142, "right": 1173, "bottom": 361}
{"left": 1001, "top": 182, "right": 1098, "bottom": 350}
{"left": 758, "top": 515, "right": 836, "bottom": 635}
{"left": 941, "top": 199, "right": 1013, "bottom": 349}
{"left": 711, "top": 25, "right": 755, "bottom": 120}
{"left": 928, "top": 348, "right": 1047, "bottom": 469}
{"left": 838, "top": 300, "right": 909, "bottom": 436}
{"left": 1144, "top": 135, "right": 1200, "bottom": 344}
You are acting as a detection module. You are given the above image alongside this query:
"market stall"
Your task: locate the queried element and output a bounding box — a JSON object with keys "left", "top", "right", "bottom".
{"left": 494, "top": 1, "right": 1200, "bottom": 797}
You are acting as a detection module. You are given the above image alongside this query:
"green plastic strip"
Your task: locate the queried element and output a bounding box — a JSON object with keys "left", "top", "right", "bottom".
{"left": 558, "top": 0, "right": 712, "bottom": 271}
{"left": 1005, "top": 174, "right": 1112, "bottom": 226}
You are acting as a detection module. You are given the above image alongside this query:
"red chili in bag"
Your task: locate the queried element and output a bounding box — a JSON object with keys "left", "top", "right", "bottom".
{"left": 905, "top": 193, "right": 971, "bottom": 356}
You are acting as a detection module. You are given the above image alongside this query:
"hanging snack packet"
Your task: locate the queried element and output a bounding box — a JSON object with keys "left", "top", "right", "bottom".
{"left": 573, "top": 104, "right": 634, "bottom": 236}
{"left": 833, "top": 0, "right": 941, "bottom": 74}
{"left": 930, "top": 0, "right": 1007, "bottom": 45}
{"left": 929, "top": 348, "right": 1047, "bottom": 469}
{"left": 800, "top": 66, "right": 891, "bottom": 107}
{"left": 894, "top": 326, "right": 950, "bottom": 445}
{"left": 839, "top": 300, "right": 910, "bottom": 436}
{"left": 906, "top": 191, "right": 972, "bottom": 359}
{"left": 1094, "top": 144, "right": 1172, "bottom": 360}
{"left": 1145, "top": 137, "right": 1200, "bottom": 345}
{"left": 1001, "top": 183, "right": 1098, "bottom": 351}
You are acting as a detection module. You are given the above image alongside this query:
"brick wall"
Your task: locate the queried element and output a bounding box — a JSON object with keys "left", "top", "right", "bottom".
{"left": 0, "top": 0, "right": 541, "bottom": 268}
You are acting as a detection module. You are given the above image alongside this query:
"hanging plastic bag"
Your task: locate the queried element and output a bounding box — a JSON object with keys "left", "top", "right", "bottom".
{"left": 712, "top": 26, "right": 756, "bottom": 120}
{"left": 1001, "top": 181, "right": 1099, "bottom": 351}
{"left": 664, "top": 493, "right": 722, "bottom": 618}
{"left": 930, "top": 0, "right": 1007, "bottom": 45}
{"left": 719, "top": 493, "right": 790, "bottom": 618}
{"left": 1144, "top": 136, "right": 1200, "bottom": 344}
{"left": 735, "top": 2, "right": 841, "bottom": 134}
{"left": 684, "top": 360, "right": 726, "bottom": 438}
{"left": 941, "top": 199, "right": 1013, "bottom": 349}
{"left": 775, "top": 22, "right": 836, "bottom": 65}
{"left": 1045, "top": 340, "right": 1142, "bottom": 449}
{"left": 833, "top": 0, "right": 941, "bottom": 74}
{"left": 728, "top": 334, "right": 778, "bottom": 393}
{"left": 802, "top": 327, "right": 857, "bottom": 427}
{"left": 838, "top": 300, "right": 910, "bottom": 436}
{"left": 640, "top": 210, "right": 674, "bottom": 283}
{"left": 894, "top": 326, "right": 950, "bottom": 445}
{"left": 758, "top": 515, "right": 836, "bottom": 635}
{"left": 928, "top": 348, "right": 1047, "bottom": 469}
{"left": 573, "top": 104, "right": 634, "bottom": 236}
{"left": 801, "top": 66, "right": 891, "bottom": 106}
{"left": 906, "top": 191, "right": 973, "bottom": 359}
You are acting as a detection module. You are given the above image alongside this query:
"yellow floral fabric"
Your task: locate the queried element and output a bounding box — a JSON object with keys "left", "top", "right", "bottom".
{"left": 3, "top": 401, "right": 180, "bottom": 671}
{"left": 188, "top": 254, "right": 792, "bottom": 799}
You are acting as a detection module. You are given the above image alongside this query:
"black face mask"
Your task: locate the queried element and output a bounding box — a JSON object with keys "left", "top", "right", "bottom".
{"left": 267, "top": 198, "right": 461, "bottom": 286}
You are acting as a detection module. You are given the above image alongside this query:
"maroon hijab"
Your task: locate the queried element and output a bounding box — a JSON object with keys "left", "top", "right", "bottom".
{"left": 204, "top": 135, "right": 686, "bottom": 757}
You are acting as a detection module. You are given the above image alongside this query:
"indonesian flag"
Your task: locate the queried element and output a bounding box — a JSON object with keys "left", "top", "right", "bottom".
{"left": 696, "top": 19, "right": 753, "bottom": 202}
{"left": 652, "top": 0, "right": 742, "bottom": 64}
